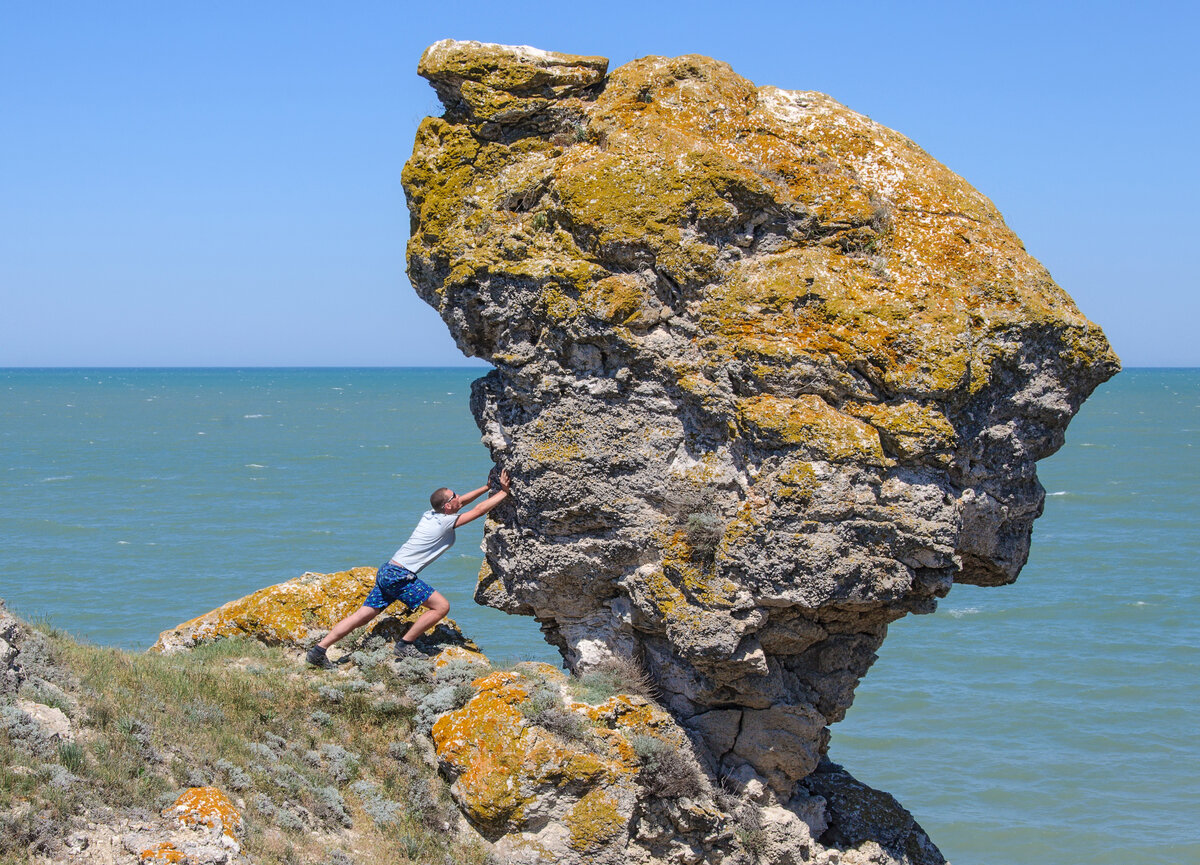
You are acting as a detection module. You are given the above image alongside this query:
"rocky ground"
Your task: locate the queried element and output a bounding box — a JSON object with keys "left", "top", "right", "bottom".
{"left": 3, "top": 578, "right": 943, "bottom": 865}
{"left": 1, "top": 595, "right": 486, "bottom": 865}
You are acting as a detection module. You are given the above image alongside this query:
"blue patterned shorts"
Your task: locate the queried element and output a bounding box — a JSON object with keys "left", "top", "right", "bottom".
{"left": 364, "top": 562, "right": 435, "bottom": 612}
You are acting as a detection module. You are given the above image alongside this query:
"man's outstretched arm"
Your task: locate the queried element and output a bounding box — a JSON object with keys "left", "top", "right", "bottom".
{"left": 457, "top": 484, "right": 490, "bottom": 507}
{"left": 454, "top": 470, "right": 511, "bottom": 527}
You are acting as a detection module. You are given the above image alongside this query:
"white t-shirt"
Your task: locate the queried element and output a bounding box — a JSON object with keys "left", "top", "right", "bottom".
{"left": 391, "top": 510, "right": 459, "bottom": 573}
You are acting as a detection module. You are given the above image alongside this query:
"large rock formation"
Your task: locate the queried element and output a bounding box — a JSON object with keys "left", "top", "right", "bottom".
{"left": 403, "top": 39, "right": 1118, "bottom": 803}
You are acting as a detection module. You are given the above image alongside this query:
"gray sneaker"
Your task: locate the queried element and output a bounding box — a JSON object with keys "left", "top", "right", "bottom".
{"left": 393, "top": 640, "right": 430, "bottom": 660}
{"left": 306, "top": 645, "right": 333, "bottom": 669}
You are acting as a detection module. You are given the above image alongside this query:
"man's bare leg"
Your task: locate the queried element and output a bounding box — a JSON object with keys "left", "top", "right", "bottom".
{"left": 401, "top": 591, "right": 450, "bottom": 643}
{"left": 318, "top": 605, "right": 380, "bottom": 650}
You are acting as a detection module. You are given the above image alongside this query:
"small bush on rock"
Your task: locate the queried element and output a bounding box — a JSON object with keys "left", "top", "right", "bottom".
{"left": 631, "top": 734, "right": 707, "bottom": 799}
{"left": 573, "top": 654, "right": 657, "bottom": 705}
{"left": 534, "top": 707, "right": 591, "bottom": 742}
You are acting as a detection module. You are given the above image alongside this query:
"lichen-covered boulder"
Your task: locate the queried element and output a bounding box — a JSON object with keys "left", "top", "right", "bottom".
{"left": 151, "top": 567, "right": 476, "bottom": 653}
{"left": 105, "top": 787, "right": 254, "bottom": 865}
{"left": 432, "top": 663, "right": 747, "bottom": 864}
{"left": 163, "top": 787, "right": 243, "bottom": 842}
{"left": 404, "top": 40, "right": 1117, "bottom": 800}
{"left": 432, "top": 667, "right": 638, "bottom": 860}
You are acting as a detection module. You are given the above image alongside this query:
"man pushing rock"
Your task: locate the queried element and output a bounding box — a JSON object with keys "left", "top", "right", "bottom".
{"left": 306, "top": 469, "right": 510, "bottom": 667}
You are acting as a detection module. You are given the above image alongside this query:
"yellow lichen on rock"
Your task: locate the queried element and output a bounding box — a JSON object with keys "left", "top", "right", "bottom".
{"left": 846, "top": 399, "right": 958, "bottom": 463}
{"left": 737, "top": 394, "right": 886, "bottom": 464}
{"left": 163, "top": 787, "right": 243, "bottom": 841}
{"left": 432, "top": 670, "right": 632, "bottom": 839}
{"left": 527, "top": 415, "right": 586, "bottom": 465}
{"left": 583, "top": 693, "right": 681, "bottom": 739}
{"left": 657, "top": 528, "right": 741, "bottom": 609}
{"left": 434, "top": 644, "right": 491, "bottom": 672}
{"left": 431, "top": 672, "right": 537, "bottom": 831}
{"left": 582, "top": 273, "right": 650, "bottom": 325}
{"left": 634, "top": 563, "right": 703, "bottom": 630}
{"left": 775, "top": 460, "right": 820, "bottom": 504}
{"left": 152, "top": 567, "right": 476, "bottom": 653}
{"left": 151, "top": 568, "right": 376, "bottom": 652}
{"left": 565, "top": 788, "right": 624, "bottom": 852}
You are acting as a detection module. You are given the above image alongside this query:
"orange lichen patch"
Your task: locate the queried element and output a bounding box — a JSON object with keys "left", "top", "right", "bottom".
{"left": 472, "top": 669, "right": 535, "bottom": 701}
{"left": 572, "top": 693, "right": 690, "bottom": 772}
{"left": 845, "top": 400, "right": 958, "bottom": 463}
{"left": 716, "top": 498, "right": 769, "bottom": 559}
{"left": 523, "top": 729, "right": 617, "bottom": 788}
{"left": 139, "top": 843, "right": 185, "bottom": 863}
{"left": 775, "top": 460, "right": 820, "bottom": 504}
{"left": 432, "top": 674, "right": 534, "bottom": 830}
{"left": 152, "top": 567, "right": 475, "bottom": 652}
{"left": 434, "top": 645, "right": 492, "bottom": 672}
{"left": 565, "top": 788, "right": 624, "bottom": 852}
{"left": 433, "top": 671, "right": 626, "bottom": 836}
{"left": 514, "top": 661, "right": 567, "bottom": 681}
{"left": 163, "top": 787, "right": 243, "bottom": 841}
{"left": 584, "top": 694, "right": 678, "bottom": 739}
{"left": 151, "top": 567, "right": 376, "bottom": 651}
{"left": 737, "top": 394, "right": 886, "bottom": 464}
{"left": 657, "top": 528, "right": 740, "bottom": 609}
{"left": 582, "top": 273, "right": 650, "bottom": 325}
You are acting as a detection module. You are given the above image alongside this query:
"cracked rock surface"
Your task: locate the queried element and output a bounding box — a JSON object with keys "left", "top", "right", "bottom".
{"left": 403, "top": 39, "right": 1118, "bottom": 798}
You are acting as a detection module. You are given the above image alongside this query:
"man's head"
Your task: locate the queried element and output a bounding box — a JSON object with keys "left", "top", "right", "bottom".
{"left": 431, "top": 487, "right": 460, "bottom": 513}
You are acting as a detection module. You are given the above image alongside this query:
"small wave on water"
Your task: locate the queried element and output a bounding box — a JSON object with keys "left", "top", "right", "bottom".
{"left": 1047, "top": 491, "right": 1069, "bottom": 496}
{"left": 244, "top": 464, "right": 267, "bottom": 469}
{"left": 243, "top": 414, "right": 267, "bottom": 419}
{"left": 40, "top": 476, "right": 73, "bottom": 483}
{"left": 946, "top": 607, "right": 982, "bottom": 618}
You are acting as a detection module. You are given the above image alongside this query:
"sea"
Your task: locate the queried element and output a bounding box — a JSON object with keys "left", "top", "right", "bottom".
{"left": 1, "top": 367, "right": 1195, "bottom": 865}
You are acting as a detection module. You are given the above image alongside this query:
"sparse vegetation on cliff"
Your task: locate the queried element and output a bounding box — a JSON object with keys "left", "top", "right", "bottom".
{"left": 1, "top": 619, "right": 492, "bottom": 865}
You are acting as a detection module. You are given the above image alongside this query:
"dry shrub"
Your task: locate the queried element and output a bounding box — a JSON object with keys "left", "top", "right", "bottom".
{"left": 575, "top": 654, "right": 658, "bottom": 704}
{"left": 630, "top": 735, "right": 707, "bottom": 799}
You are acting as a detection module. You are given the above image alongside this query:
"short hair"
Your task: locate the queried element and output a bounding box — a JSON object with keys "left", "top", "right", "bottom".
{"left": 430, "top": 487, "right": 453, "bottom": 511}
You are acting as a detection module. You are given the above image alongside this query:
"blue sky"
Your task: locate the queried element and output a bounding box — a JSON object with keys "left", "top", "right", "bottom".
{"left": 2, "top": 1, "right": 1195, "bottom": 367}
